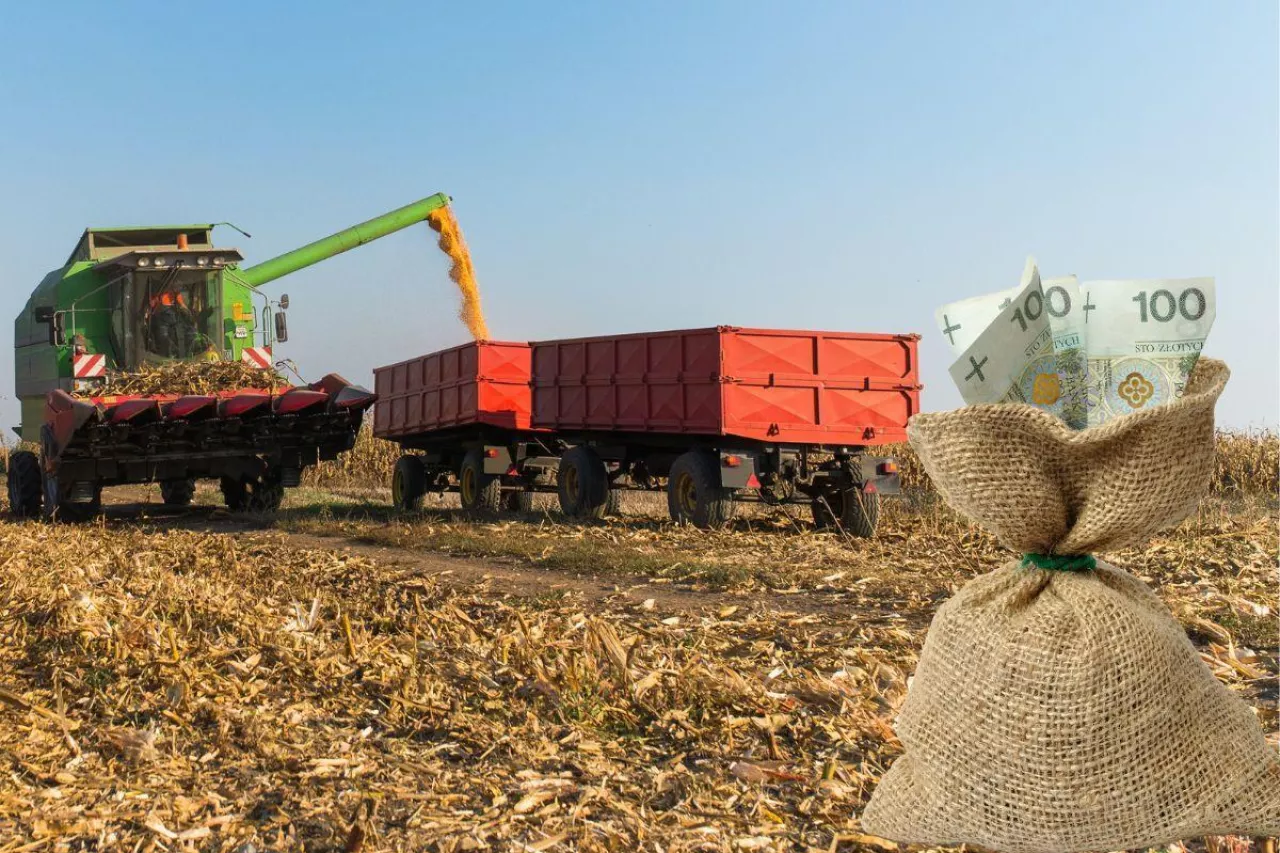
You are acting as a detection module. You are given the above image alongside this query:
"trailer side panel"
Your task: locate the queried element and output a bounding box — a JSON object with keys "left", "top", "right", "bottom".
{"left": 531, "top": 327, "right": 920, "bottom": 445}
{"left": 373, "top": 341, "right": 532, "bottom": 439}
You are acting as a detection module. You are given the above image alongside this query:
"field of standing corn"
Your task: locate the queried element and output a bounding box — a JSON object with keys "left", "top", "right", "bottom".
{"left": 301, "top": 421, "right": 1280, "bottom": 498}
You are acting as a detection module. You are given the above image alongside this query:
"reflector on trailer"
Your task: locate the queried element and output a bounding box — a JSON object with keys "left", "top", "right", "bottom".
{"left": 220, "top": 394, "right": 271, "bottom": 417}
{"left": 164, "top": 395, "right": 217, "bottom": 419}
{"left": 274, "top": 389, "right": 329, "bottom": 415}
{"left": 746, "top": 473, "right": 761, "bottom": 488}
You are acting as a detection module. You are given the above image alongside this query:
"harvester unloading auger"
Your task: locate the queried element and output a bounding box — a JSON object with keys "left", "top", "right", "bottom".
{"left": 8, "top": 193, "right": 455, "bottom": 520}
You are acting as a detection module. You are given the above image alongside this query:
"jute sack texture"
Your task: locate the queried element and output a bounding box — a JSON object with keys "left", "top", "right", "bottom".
{"left": 861, "top": 359, "right": 1280, "bottom": 852}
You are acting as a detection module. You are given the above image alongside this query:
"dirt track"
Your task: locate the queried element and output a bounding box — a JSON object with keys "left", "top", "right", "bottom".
{"left": 98, "top": 488, "right": 880, "bottom": 621}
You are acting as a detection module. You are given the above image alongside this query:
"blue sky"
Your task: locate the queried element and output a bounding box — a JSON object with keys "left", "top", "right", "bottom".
{"left": 0, "top": 2, "right": 1275, "bottom": 428}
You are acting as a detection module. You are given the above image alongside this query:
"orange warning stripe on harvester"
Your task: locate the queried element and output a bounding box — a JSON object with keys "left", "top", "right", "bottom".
{"left": 241, "top": 346, "right": 273, "bottom": 369}
{"left": 73, "top": 353, "right": 106, "bottom": 378}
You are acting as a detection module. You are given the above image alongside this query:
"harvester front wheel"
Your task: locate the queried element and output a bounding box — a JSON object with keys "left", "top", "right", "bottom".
{"left": 392, "top": 455, "right": 427, "bottom": 511}
{"left": 41, "top": 473, "right": 101, "bottom": 523}
{"left": 160, "top": 478, "right": 196, "bottom": 507}
{"left": 459, "top": 450, "right": 502, "bottom": 514}
{"left": 667, "top": 451, "right": 736, "bottom": 529}
{"left": 6, "top": 451, "right": 42, "bottom": 518}
{"left": 557, "top": 446, "right": 617, "bottom": 519}
{"left": 221, "top": 474, "right": 285, "bottom": 514}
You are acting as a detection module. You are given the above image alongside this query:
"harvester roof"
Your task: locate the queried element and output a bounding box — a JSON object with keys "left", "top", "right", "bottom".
{"left": 68, "top": 225, "right": 217, "bottom": 264}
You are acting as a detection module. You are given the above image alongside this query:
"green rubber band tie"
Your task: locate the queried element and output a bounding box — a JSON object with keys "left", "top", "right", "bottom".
{"left": 1021, "top": 553, "right": 1097, "bottom": 573}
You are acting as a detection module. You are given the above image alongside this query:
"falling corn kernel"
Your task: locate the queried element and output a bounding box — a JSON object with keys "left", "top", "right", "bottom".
{"left": 426, "top": 206, "right": 490, "bottom": 340}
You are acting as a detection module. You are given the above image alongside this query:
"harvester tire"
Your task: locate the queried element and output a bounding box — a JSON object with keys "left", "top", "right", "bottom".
{"left": 667, "top": 450, "right": 736, "bottom": 529}
{"left": 41, "top": 472, "right": 101, "bottom": 523}
{"left": 812, "top": 488, "right": 879, "bottom": 538}
{"left": 557, "top": 446, "right": 615, "bottom": 519}
{"left": 503, "top": 488, "right": 536, "bottom": 513}
{"left": 160, "top": 478, "right": 196, "bottom": 507}
{"left": 459, "top": 450, "right": 502, "bottom": 514}
{"left": 221, "top": 474, "right": 285, "bottom": 514}
{"left": 392, "top": 455, "right": 427, "bottom": 511}
{"left": 7, "top": 451, "right": 42, "bottom": 518}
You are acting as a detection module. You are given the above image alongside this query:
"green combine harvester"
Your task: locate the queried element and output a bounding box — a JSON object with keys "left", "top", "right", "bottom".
{"left": 9, "top": 192, "right": 453, "bottom": 520}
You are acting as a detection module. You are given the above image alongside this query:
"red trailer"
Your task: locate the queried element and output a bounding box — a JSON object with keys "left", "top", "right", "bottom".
{"left": 374, "top": 327, "right": 922, "bottom": 537}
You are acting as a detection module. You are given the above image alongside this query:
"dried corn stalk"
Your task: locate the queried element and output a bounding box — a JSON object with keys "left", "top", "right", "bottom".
{"left": 83, "top": 360, "right": 290, "bottom": 397}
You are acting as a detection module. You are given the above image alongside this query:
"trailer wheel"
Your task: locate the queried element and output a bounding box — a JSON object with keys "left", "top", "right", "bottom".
{"left": 503, "top": 488, "right": 536, "bottom": 513}
{"left": 6, "top": 451, "right": 42, "bottom": 518}
{"left": 160, "top": 478, "right": 196, "bottom": 507}
{"left": 667, "top": 450, "right": 736, "bottom": 529}
{"left": 812, "top": 488, "right": 880, "bottom": 538}
{"left": 221, "top": 473, "right": 285, "bottom": 513}
{"left": 557, "top": 446, "right": 615, "bottom": 519}
{"left": 459, "top": 449, "right": 502, "bottom": 513}
{"left": 392, "top": 455, "right": 428, "bottom": 511}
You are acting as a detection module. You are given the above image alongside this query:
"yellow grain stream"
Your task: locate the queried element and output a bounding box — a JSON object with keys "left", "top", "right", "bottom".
{"left": 426, "top": 206, "right": 490, "bottom": 340}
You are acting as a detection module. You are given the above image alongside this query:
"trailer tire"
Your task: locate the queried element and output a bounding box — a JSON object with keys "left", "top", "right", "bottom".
{"left": 160, "top": 478, "right": 196, "bottom": 507}
{"left": 392, "top": 455, "right": 428, "bottom": 511}
{"left": 557, "top": 446, "right": 615, "bottom": 519}
{"left": 7, "top": 451, "right": 42, "bottom": 518}
{"left": 667, "top": 450, "right": 736, "bottom": 529}
{"left": 459, "top": 450, "right": 502, "bottom": 513}
{"left": 503, "top": 488, "right": 536, "bottom": 513}
{"left": 812, "top": 488, "right": 880, "bottom": 538}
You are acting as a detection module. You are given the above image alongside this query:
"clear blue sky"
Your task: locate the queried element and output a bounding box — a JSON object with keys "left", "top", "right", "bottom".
{"left": 1, "top": 2, "right": 1275, "bottom": 429}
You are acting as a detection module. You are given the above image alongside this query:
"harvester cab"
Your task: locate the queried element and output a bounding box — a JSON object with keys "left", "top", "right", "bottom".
{"left": 85, "top": 230, "right": 248, "bottom": 367}
{"left": 9, "top": 193, "right": 453, "bottom": 520}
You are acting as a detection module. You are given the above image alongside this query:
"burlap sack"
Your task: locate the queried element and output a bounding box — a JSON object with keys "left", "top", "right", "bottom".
{"left": 861, "top": 359, "right": 1280, "bottom": 852}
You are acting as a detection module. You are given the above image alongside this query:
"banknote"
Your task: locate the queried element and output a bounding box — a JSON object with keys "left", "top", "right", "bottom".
{"left": 1081, "top": 277, "right": 1216, "bottom": 425}
{"left": 938, "top": 259, "right": 1090, "bottom": 426}
{"left": 934, "top": 257, "right": 1039, "bottom": 356}
{"left": 935, "top": 286, "right": 1017, "bottom": 356}
{"left": 1040, "top": 275, "right": 1088, "bottom": 428}
{"left": 948, "top": 265, "right": 1062, "bottom": 418}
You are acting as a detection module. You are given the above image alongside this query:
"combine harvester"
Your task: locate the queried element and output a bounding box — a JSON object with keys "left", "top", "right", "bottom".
{"left": 8, "top": 193, "right": 456, "bottom": 520}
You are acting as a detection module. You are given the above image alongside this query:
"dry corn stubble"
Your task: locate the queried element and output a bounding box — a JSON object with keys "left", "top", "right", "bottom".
{"left": 0, "top": 398, "right": 1273, "bottom": 850}
{"left": 0, "top": 497, "right": 1271, "bottom": 852}
{"left": 0, "top": 521, "right": 921, "bottom": 851}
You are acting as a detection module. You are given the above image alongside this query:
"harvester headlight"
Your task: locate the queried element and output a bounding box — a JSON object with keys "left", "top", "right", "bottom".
{"left": 196, "top": 256, "right": 209, "bottom": 266}
{"left": 153, "top": 256, "right": 166, "bottom": 267}
{"left": 137, "top": 257, "right": 151, "bottom": 267}
{"left": 211, "top": 257, "right": 225, "bottom": 266}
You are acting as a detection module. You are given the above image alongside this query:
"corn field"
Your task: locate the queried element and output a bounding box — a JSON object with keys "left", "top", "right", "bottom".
{"left": 0, "top": 422, "right": 1272, "bottom": 498}
{"left": 300, "top": 420, "right": 1279, "bottom": 498}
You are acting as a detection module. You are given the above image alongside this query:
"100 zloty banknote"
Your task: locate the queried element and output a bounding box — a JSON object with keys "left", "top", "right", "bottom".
{"left": 1081, "top": 277, "right": 1215, "bottom": 426}
{"left": 948, "top": 265, "right": 1065, "bottom": 417}
{"left": 937, "top": 259, "right": 1089, "bottom": 427}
